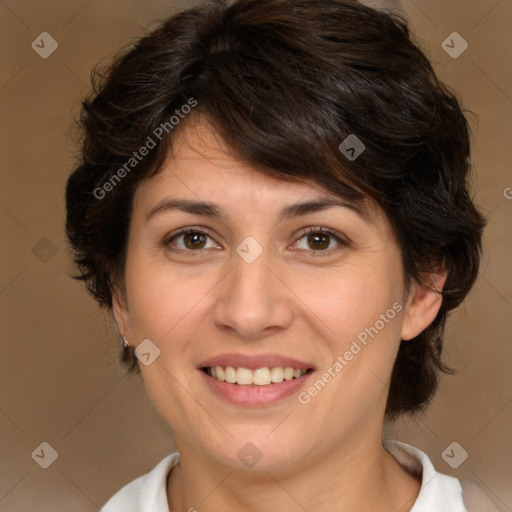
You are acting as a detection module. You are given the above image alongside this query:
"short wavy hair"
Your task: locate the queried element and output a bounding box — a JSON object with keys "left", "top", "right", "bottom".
{"left": 65, "top": 0, "right": 486, "bottom": 419}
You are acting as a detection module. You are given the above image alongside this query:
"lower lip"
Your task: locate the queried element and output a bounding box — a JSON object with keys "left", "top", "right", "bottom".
{"left": 199, "top": 370, "right": 313, "bottom": 407}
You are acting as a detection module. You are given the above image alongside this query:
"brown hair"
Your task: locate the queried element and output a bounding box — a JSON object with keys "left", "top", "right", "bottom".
{"left": 65, "top": 0, "right": 486, "bottom": 419}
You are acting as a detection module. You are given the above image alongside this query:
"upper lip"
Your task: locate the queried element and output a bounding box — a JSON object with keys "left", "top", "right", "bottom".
{"left": 198, "top": 353, "right": 315, "bottom": 371}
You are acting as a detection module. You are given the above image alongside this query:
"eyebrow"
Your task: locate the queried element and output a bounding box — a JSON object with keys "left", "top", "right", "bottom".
{"left": 146, "top": 197, "right": 371, "bottom": 224}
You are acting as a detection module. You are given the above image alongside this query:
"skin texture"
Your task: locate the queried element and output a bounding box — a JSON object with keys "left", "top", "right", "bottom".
{"left": 113, "top": 118, "right": 446, "bottom": 511}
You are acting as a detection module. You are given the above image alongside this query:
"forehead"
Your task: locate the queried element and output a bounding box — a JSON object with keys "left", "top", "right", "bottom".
{"left": 133, "top": 116, "right": 379, "bottom": 226}
{"left": 161, "top": 116, "right": 308, "bottom": 191}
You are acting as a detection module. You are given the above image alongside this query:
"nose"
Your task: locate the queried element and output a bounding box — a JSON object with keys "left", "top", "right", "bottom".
{"left": 212, "top": 246, "right": 294, "bottom": 339}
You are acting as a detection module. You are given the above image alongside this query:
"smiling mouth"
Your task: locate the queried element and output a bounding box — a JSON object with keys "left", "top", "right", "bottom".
{"left": 202, "top": 366, "right": 312, "bottom": 386}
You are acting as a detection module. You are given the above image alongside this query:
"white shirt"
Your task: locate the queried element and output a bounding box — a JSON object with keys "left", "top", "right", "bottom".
{"left": 100, "top": 440, "right": 494, "bottom": 511}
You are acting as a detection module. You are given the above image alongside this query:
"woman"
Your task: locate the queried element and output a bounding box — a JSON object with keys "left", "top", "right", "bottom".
{"left": 66, "top": 0, "right": 498, "bottom": 510}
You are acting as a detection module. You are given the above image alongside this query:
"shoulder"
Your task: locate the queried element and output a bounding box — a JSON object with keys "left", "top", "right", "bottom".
{"left": 100, "top": 453, "right": 180, "bottom": 512}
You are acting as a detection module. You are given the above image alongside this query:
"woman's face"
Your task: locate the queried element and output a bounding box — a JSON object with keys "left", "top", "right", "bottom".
{"left": 114, "top": 119, "right": 425, "bottom": 472}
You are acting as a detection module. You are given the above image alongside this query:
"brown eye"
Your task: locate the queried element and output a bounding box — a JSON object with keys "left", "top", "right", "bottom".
{"left": 293, "top": 227, "right": 348, "bottom": 254}
{"left": 182, "top": 232, "right": 207, "bottom": 250}
{"left": 166, "top": 228, "right": 218, "bottom": 251}
{"left": 307, "top": 233, "right": 330, "bottom": 250}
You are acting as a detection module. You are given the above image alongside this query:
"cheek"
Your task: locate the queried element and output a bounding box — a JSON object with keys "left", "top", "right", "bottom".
{"left": 124, "top": 263, "right": 218, "bottom": 422}
{"left": 291, "top": 264, "right": 404, "bottom": 431}
{"left": 291, "top": 260, "right": 402, "bottom": 349}
{"left": 123, "top": 246, "right": 219, "bottom": 343}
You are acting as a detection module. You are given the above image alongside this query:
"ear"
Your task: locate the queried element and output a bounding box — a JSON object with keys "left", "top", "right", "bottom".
{"left": 112, "top": 285, "right": 133, "bottom": 345}
{"left": 401, "top": 270, "right": 447, "bottom": 341}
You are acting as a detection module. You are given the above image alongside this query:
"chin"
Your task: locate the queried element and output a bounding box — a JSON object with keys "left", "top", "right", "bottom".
{"left": 202, "top": 428, "right": 307, "bottom": 473}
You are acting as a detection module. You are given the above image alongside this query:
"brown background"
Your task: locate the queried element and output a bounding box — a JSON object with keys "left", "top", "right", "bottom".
{"left": 0, "top": 0, "right": 511, "bottom": 510}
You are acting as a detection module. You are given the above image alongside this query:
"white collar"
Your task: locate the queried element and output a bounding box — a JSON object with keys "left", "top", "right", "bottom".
{"left": 383, "top": 440, "right": 467, "bottom": 511}
{"left": 102, "top": 441, "right": 468, "bottom": 511}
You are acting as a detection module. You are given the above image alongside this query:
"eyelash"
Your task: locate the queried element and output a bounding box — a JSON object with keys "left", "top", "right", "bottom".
{"left": 164, "top": 226, "right": 349, "bottom": 256}
{"left": 295, "top": 226, "right": 349, "bottom": 254}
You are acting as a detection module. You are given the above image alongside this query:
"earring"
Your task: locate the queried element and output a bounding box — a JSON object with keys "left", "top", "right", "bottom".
{"left": 122, "top": 336, "right": 129, "bottom": 349}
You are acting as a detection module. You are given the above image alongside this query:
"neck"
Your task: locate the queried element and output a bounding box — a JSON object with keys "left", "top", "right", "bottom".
{"left": 167, "top": 432, "right": 421, "bottom": 512}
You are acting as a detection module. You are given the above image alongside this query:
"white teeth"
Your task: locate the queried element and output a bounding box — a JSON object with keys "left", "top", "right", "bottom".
{"left": 236, "top": 367, "right": 253, "bottom": 385}
{"left": 283, "top": 367, "right": 294, "bottom": 381}
{"left": 207, "top": 366, "right": 308, "bottom": 386}
{"left": 225, "top": 366, "right": 237, "bottom": 383}
{"left": 270, "top": 367, "right": 284, "bottom": 383}
{"left": 253, "top": 367, "right": 271, "bottom": 386}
